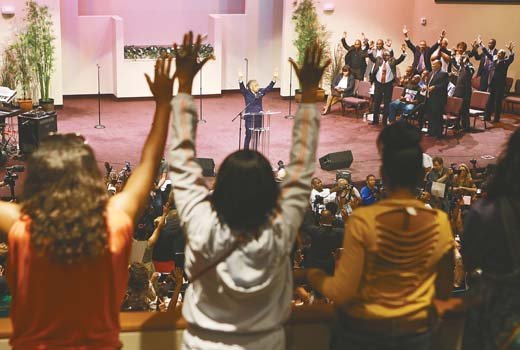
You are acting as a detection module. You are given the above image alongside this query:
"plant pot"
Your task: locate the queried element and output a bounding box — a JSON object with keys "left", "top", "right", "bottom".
{"left": 294, "top": 88, "right": 326, "bottom": 103}
{"left": 18, "top": 99, "right": 33, "bottom": 112}
{"left": 39, "top": 98, "right": 55, "bottom": 112}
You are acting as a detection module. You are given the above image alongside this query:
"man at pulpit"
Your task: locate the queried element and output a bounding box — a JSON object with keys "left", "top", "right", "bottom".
{"left": 239, "top": 71, "right": 277, "bottom": 150}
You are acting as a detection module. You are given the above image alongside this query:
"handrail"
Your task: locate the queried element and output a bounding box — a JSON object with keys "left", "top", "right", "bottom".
{"left": 0, "top": 304, "right": 336, "bottom": 339}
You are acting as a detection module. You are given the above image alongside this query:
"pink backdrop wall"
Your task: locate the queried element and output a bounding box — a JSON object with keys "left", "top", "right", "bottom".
{"left": 77, "top": 0, "right": 245, "bottom": 45}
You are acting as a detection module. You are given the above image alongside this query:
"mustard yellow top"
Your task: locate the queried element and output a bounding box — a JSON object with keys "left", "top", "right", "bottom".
{"left": 308, "top": 197, "right": 455, "bottom": 321}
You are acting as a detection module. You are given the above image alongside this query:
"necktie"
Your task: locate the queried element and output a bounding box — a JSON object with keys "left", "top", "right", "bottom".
{"left": 381, "top": 62, "right": 387, "bottom": 84}
{"left": 417, "top": 53, "right": 425, "bottom": 72}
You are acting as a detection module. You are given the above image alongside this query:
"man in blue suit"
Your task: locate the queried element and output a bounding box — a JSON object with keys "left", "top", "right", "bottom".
{"left": 239, "top": 71, "right": 277, "bottom": 150}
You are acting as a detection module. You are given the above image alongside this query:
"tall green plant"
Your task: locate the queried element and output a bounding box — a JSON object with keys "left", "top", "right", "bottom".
{"left": 292, "top": 0, "right": 330, "bottom": 65}
{"left": 0, "top": 45, "right": 18, "bottom": 90}
{"left": 12, "top": 34, "right": 32, "bottom": 100}
{"left": 24, "top": 0, "right": 55, "bottom": 102}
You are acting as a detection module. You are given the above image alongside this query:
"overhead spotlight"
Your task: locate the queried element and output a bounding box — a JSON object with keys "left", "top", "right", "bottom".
{"left": 323, "top": 3, "right": 335, "bottom": 13}
{"left": 1, "top": 5, "right": 15, "bottom": 18}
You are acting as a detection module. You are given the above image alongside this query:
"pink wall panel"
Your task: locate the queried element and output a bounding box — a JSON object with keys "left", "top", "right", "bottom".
{"left": 77, "top": 0, "right": 245, "bottom": 45}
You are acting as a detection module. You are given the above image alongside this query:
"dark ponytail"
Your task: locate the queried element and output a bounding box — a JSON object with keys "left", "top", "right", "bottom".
{"left": 377, "top": 123, "right": 423, "bottom": 191}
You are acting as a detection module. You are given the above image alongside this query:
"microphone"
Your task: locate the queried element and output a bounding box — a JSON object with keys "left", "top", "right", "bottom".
{"left": 244, "top": 58, "right": 248, "bottom": 62}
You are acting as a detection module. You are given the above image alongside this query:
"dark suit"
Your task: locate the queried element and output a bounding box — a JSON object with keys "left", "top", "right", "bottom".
{"left": 452, "top": 58, "right": 475, "bottom": 130}
{"left": 405, "top": 39, "right": 433, "bottom": 74}
{"left": 341, "top": 38, "right": 369, "bottom": 81}
{"left": 369, "top": 53, "right": 406, "bottom": 125}
{"left": 331, "top": 74, "right": 355, "bottom": 98}
{"left": 239, "top": 80, "right": 275, "bottom": 149}
{"left": 472, "top": 46, "right": 498, "bottom": 92}
{"left": 302, "top": 224, "right": 343, "bottom": 275}
{"left": 425, "top": 69, "right": 449, "bottom": 137}
{"left": 482, "top": 48, "right": 515, "bottom": 122}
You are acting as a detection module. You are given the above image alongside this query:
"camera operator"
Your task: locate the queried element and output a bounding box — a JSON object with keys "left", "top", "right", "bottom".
{"left": 310, "top": 177, "right": 337, "bottom": 213}
{"left": 336, "top": 178, "right": 361, "bottom": 215}
{"left": 451, "top": 163, "right": 477, "bottom": 197}
{"left": 1, "top": 165, "right": 24, "bottom": 201}
{"left": 276, "top": 160, "right": 287, "bottom": 183}
{"left": 360, "top": 174, "right": 380, "bottom": 206}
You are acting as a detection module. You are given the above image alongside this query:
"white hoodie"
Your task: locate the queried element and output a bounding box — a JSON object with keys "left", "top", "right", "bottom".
{"left": 168, "top": 94, "right": 319, "bottom": 349}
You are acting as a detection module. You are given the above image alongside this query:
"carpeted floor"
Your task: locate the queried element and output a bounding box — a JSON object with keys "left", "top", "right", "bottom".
{"left": 1, "top": 90, "right": 519, "bottom": 197}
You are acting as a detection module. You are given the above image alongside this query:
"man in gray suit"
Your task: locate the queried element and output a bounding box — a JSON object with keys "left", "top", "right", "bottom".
{"left": 368, "top": 45, "right": 407, "bottom": 126}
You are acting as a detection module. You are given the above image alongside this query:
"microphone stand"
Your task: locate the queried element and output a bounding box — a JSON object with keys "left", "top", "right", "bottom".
{"left": 94, "top": 64, "right": 106, "bottom": 129}
{"left": 284, "top": 64, "right": 294, "bottom": 119}
{"left": 244, "top": 58, "right": 249, "bottom": 83}
{"left": 198, "top": 61, "right": 206, "bottom": 123}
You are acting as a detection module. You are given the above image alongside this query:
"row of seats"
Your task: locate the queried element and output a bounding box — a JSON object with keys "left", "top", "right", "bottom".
{"left": 340, "top": 79, "right": 520, "bottom": 135}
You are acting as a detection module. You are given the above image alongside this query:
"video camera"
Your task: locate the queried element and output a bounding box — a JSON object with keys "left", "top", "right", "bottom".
{"left": 3, "top": 165, "right": 24, "bottom": 186}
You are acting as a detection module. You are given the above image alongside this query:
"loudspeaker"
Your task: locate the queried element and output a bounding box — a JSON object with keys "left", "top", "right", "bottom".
{"left": 18, "top": 112, "right": 57, "bottom": 153}
{"left": 319, "top": 150, "right": 353, "bottom": 171}
{"left": 194, "top": 157, "right": 216, "bottom": 177}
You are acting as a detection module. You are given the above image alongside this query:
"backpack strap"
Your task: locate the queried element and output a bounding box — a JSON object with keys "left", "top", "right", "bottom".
{"left": 189, "top": 239, "right": 243, "bottom": 283}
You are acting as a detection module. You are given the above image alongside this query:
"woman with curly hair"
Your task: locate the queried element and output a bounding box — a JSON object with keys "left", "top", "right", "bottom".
{"left": 0, "top": 50, "right": 178, "bottom": 347}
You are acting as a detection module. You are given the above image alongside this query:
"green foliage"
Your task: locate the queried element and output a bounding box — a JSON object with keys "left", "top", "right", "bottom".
{"left": 24, "top": 0, "right": 55, "bottom": 102}
{"left": 0, "top": 45, "right": 18, "bottom": 90}
{"left": 323, "top": 43, "right": 346, "bottom": 93}
{"left": 11, "top": 33, "right": 33, "bottom": 100}
{"left": 292, "top": 0, "right": 330, "bottom": 65}
{"left": 124, "top": 44, "right": 214, "bottom": 60}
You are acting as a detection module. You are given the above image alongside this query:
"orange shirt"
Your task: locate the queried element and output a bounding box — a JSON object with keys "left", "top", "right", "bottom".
{"left": 309, "top": 198, "right": 454, "bottom": 322}
{"left": 7, "top": 206, "right": 132, "bottom": 350}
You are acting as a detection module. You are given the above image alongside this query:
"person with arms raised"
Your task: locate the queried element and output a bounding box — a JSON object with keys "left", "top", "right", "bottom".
{"left": 0, "top": 51, "right": 174, "bottom": 348}
{"left": 167, "top": 33, "right": 329, "bottom": 349}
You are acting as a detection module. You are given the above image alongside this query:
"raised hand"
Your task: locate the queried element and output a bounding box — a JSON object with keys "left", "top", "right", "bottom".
{"left": 288, "top": 42, "right": 331, "bottom": 103}
{"left": 386, "top": 39, "right": 392, "bottom": 48}
{"left": 440, "top": 29, "right": 446, "bottom": 39}
{"left": 173, "top": 267, "right": 183, "bottom": 285}
{"left": 273, "top": 68, "right": 279, "bottom": 82}
{"left": 369, "top": 40, "right": 375, "bottom": 49}
{"left": 343, "top": 31, "right": 347, "bottom": 39}
{"left": 145, "top": 55, "right": 174, "bottom": 107}
{"left": 401, "top": 43, "right": 407, "bottom": 53}
{"left": 402, "top": 25, "right": 409, "bottom": 37}
{"left": 173, "top": 31, "right": 214, "bottom": 94}
{"left": 238, "top": 71, "right": 244, "bottom": 82}
{"left": 507, "top": 41, "right": 514, "bottom": 51}
{"left": 477, "top": 34, "right": 482, "bottom": 45}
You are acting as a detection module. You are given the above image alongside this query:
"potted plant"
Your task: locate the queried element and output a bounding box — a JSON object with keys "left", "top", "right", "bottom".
{"left": 24, "top": 0, "right": 55, "bottom": 111}
{"left": 0, "top": 45, "right": 18, "bottom": 91}
{"left": 292, "top": 0, "right": 330, "bottom": 102}
{"left": 12, "top": 34, "right": 33, "bottom": 111}
{"left": 322, "top": 43, "right": 346, "bottom": 96}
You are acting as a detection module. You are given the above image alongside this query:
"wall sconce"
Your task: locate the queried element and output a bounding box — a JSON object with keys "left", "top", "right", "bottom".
{"left": 1, "top": 5, "right": 16, "bottom": 18}
{"left": 323, "top": 3, "right": 335, "bottom": 13}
